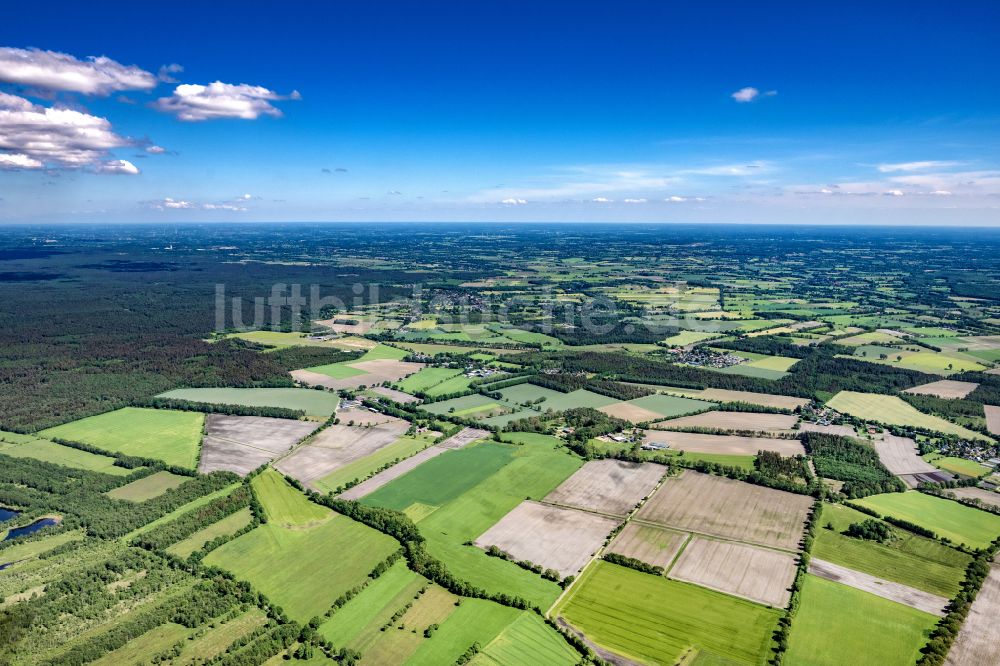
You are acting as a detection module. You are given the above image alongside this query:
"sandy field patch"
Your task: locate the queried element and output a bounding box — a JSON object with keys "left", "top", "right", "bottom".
{"left": 642, "top": 431, "right": 805, "bottom": 457}
{"left": 945, "top": 559, "right": 1000, "bottom": 665}
{"left": 543, "top": 460, "right": 666, "bottom": 517}
{"left": 606, "top": 523, "right": 687, "bottom": 570}
{"left": 291, "top": 359, "right": 423, "bottom": 390}
{"left": 474, "top": 501, "right": 619, "bottom": 578}
{"left": 985, "top": 405, "right": 1000, "bottom": 437}
{"left": 437, "top": 427, "right": 491, "bottom": 449}
{"left": 875, "top": 434, "right": 940, "bottom": 476}
{"left": 199, "top": 415, "right": 318, "bottom": 476}
{"left": 797, "top": 422, "right": 857, "bottom": 438}
{"left": 275, "top": 421, "right": 408, "bottom": 488}
{"left": 315, "top": 317, "right": 374, "bottom": 335}
{"left": 669, "top": 537, "right": 798, "bottom": 607}
{"left": 336, "top": 407, "right": 409, "bottom": 427}
{"left": 809, "top": 558, "right": 948, "bottom": 616}
{"left": 598, "top": 402, "right": 663, "bottom": 424}
{"left": 949, "top": 486, "right": 1000, "bottom": 510}
{"left": 636, "top": 470, "right": 812, "bottom": 551}
{"left": 903, "top": 380, "right": 979, "bottom": 399}
{"left": 370, "top": 386, "right": 420, "bottom": 404}
{"left": 337, "top": 446, "right": 447, "bottom": 500}
{"left": 652, "top": 411, "right": 798, "bottom": 432}
{"left": 335, "top": 430, "right": 483, "bottom": 500}
{"left": 659, "top": 387, "right": 810, "bottom": 411}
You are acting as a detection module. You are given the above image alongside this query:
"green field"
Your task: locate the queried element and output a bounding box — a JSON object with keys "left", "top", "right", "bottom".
{"left": 364, "top": 435, "right": 582, "bottom": 608}
{"left": 662, "top": 330, "right": 723, "bottom": 347}
{"left": 406, "top": 599, "right": 521, "bottom": 666}
{"left": 558, "top": 562, "right": 780, "bottom": 665}
{"left": 426, "top": 374, "right": 474, "bottom": 397}
{"left": 40, "top": 407, "right": 205, "bottom": 468}
{"left": 122, "top": 482, "right": 241, "bottom": 542}
{"left": 91, "top": 623, "right": 192, "bottom": 666}
{"left": 813, "top": 503, "right": 970, "bottom": 597}
{"left": 848, "top": 350, "right": 987, "bottom": 376}
{"left": 0, "top": 432, "right": 131, "bottom": 476}
{"left": 472, "top": 612, "right": 580, "bottom": 665}
{"left": 784, "top": 575, "right": 937, "bottom": 666}
{"left": 305, "top": 343, "right": 409, "bottom": 378}
{"left": 252, "top": 468, "right": 329, "bottom": 527}
{"left": 106, "top": 470, "right": 189, "bottom": 501}
{"left": 497, "top": 383, "right": 566, "bottom": 405}
{"left": 166, "top": 506, "right": 254, "bottom": 559}
{"left": 205, "top": 479, "right": 398, "bottom": 621}
{"left": 224, "top": 330, "right": 343, "bottom": 348}
{"left": 923, "top": 453, "right": 991, "bottom": 477}
{"left": 424, "top": 393, "right": 504, "bottom": 416}
{"left": 826, "top": 391, "right": 988, "bottom": 440}
{"left": 397, "top": 367, "right": 463, "bottom": 393}
{"left": 313, "top": 434, "right": 434, "bottom": 494}
{"left": 0, "top": 529, "right": 85, "bottom": 568}
{"left": 318, "top": 560, "right": 424, "bottom": 648}
{"left": 156, "top": 387, "right": 340, "bottom": 417}
{"left": 855, "top": 491, "right": 1000, "bottom": 549}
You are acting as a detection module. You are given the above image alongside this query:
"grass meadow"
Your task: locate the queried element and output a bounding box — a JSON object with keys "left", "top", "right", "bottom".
{"left": 785, "top": 574, "right": 937, "bottom": 666}
{"left": 856, "top": 491, "right": 1000, "bottom": 550}
{"left": 40, "top": 407, "right": 204, "bottom": 469}
{"left": 826, "top": 391, "right": 987, "bottom": 441}
{"left": 558, "top": 562, "right": 780, "bottom": 665}
{"left": 813, "top": 503, "right": 970, "bottom": 597}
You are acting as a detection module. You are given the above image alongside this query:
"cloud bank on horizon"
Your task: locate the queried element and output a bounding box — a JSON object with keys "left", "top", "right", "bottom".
{"left": 0, "top": 2, "right": 998, "bottom": 225}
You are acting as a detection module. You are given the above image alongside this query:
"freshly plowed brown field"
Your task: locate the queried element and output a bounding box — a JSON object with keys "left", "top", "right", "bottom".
{"left": 669, "top": 537, "right": 798, "bottom": 607}
{"left": 543, "top": 459, "right": 666, "bottom": 517}
{"left": 635, "top": 470, "right": 812, "bottom": 551}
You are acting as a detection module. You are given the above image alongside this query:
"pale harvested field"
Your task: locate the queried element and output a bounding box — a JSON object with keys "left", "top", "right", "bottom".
{"left": 598, "top": 402, "right": 663, "bottom": 424}
{"left": 642, "top": 431, "right": 805, "bottom": 457}
{"left": 669, "top": 537, "right": 798, "bottom": 607}
{"left": 336, "top": 407, "right": 409, "bottom": 427}
{"left": 950, "top": 486, "right": 1000, "bottom": 510}
{"left": 606, "top": 523, "right": 687, "bottom": 570}
{"left": 315, "top": 317, "right": 374, "bottom": 335}
{"left": 809, "top": 558, "right": 948, "bottom": 616}
{"left": 337, "top": 445, "right": 447, "bottom": 500}
{"left": 369, "top": 386, "right": 420, "bottom": 404}
{"left": 543, "top": 460, "right": 666, "bottom": 517}
{"left": 797, "top": 422, "right": 857, "bottom": 437}
{"left": 199, "top": 415, "right": 318, "bottom": 476}
{"left": 635, "top": 471, "right": 812, "bottom": 551}
{"left": 291, "top": 359, "right": 423, "bottom": 390}
{"left": 986, "top": 405, "right": 1000, "bottom": 437}
{"left": 275, "top": 420, "right": 408, "bottom": 488}
{"left": 904, "top": 380, "right": 979, "bottom": 399}
{"left": 437, "top": 427, "right": 491, "bottom": 449}
{"left": 474, "top": 501, "right": 618, "bottom": 578}
{"left": 651, "top": 410, "right": 798, "bottom": 432}
{"left": 664, "top": 387, "right": 809, "bottom": 411}
{"left": 875, "top": 434, "right": 940, "bottom": 476}
{"left": 945, "top": 559, "right": 1000, "bottom": 665}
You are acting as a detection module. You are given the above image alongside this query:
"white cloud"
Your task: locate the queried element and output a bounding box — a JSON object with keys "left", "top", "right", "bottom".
{"left": 623, "top": 198, "right": 647, "bottom": 203}
{"left": 157, "top": 197, "right": 195, "bottom": 209}
{"left": 0, "top": 47, "right": 156, "bottom": 95}
{"left": 883, "top": 189, "right": 904, "bottom": 197}
{"left": 876, "top": 160, "right": 960, "bottom": 173}
{"left": 0, "top": 92, "right": 136, "bottom": 171}
{"left": 731, "top": 87, "right": 776, "bottom": 103}
{"left": 666, "top": 195, "right": 687, "bottom": 202}
{"left": 96, "top": 159, "right": 139, "bottom": 175}
{"left": 146, "top": 145, "right": 166, "bottom": 154}
{"left": 158, "top": 63, "right": 183, "bottom": 83}
{"left": 202, "top": 202, "right": 248, "bottom": 211}
{"left": 592, "top": 197, "right": 613, "bottom": 203}
{"left": 500, "top": 198, "right": 527, "bottom": 205}
{"left": 0, "top": 152, "right": 42, "bottom": 169}
{"left": 931, "top": 190, "right": 952, "bottom": 196}
{"left": 153, "top": 82, "right": 300, "bottom": 121}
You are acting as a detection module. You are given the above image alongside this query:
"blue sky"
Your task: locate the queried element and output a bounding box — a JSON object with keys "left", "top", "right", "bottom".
{"left": 1, "top": 1, "right": 999, "bottom": 224}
